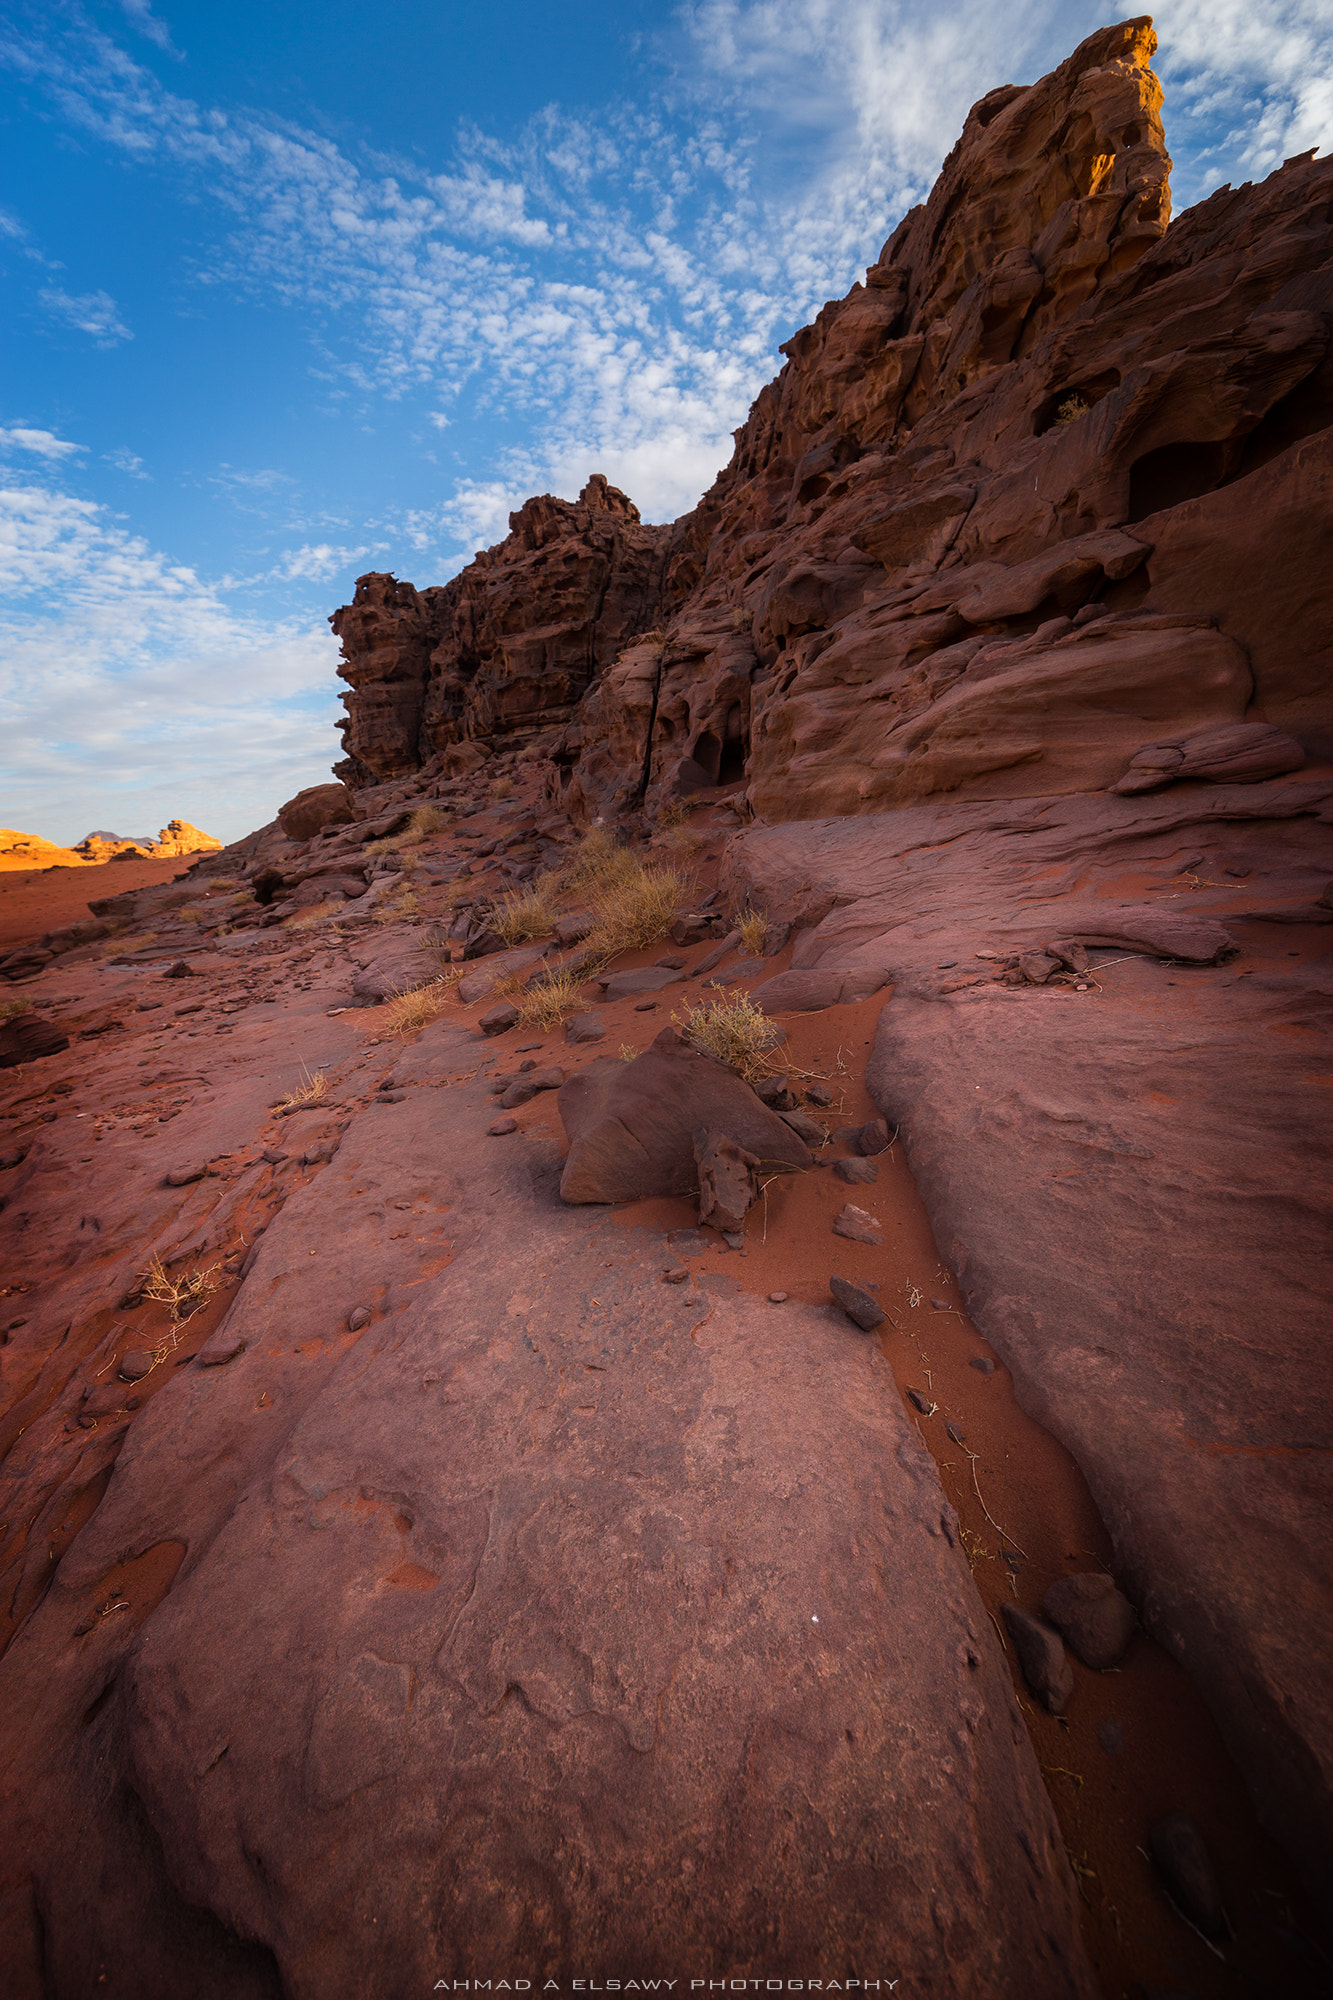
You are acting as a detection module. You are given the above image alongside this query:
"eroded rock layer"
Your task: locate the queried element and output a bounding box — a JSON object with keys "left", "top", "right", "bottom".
{"left": 331, "top": 477, "right": 672, "bottom": 784}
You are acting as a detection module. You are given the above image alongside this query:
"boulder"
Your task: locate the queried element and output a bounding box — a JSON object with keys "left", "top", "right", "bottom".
{"left": 0, "top": 1014, "right": 69, "bottom": 1068}
{"left": 558, "top": 1028, "right": 811, "bottom": 1203}
{"left": 1114, "top": 721, "right": 1307, "bottom": 795}
{"left": 277, "top": 784, "right": 355, "bottom": 841}
{"left": 1042, "top": 1573, "right": 1138, "bottom": 1671}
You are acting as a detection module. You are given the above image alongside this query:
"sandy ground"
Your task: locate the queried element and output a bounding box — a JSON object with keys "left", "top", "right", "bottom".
{"left": 1, "top": 790, "right": 1327, "bottom": 1997}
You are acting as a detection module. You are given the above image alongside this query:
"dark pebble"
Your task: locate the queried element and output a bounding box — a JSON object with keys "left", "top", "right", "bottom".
{"left": 1149, "top": 1812, "right": 1226, "bottom": 1937}
{"left": 907, "top": 1388, "right": 935, "bottom": 1415}
{"left": 829, "top": 1275, "right": 884, "bottom": 1332}
{"left": 488, "top": 1116, "right": 518, "bottom": 1135}
{"left": 969, "top": 1357, "right": 996, "bottom": 1374}
{"left": 1000, "top": 1602, "right": 1073, "bottom": 1713}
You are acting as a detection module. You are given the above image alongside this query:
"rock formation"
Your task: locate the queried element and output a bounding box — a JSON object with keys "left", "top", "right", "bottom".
{"left": 3, "top": 18, "right": 1333, "bottom": 1996}
{"left": 330, "top": 476, "right": 673, "bottom": 784}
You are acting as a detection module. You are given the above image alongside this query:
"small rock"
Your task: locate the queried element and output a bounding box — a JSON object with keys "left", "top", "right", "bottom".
{"left": 804, "top": 1083, "right": 834, "bottom": 1106}
{"left": 781, "top": 1107, "right": 827, "bottom": 1147}
{"left": 261, "top": 1147, "right": 288, "bottom": 1164}
{"left": 654, "top": 954, "right": 686, "bottom": 969}
{"left": 518, "top": 1058, "right": 537, "bottom": 1071}
{"left": 936, "top": 960, "right": 957, "bottom": 969}
{"left": 118, "top": 1350, "right": 154, "bottom": 1382}
{"left": 852, "top": 1118, "right": 890, "bottom": 1156}
{"left": 833, "top": 1156, "right": 877, "bottom": 1185}
{"left": 516, "top": 1040, "right": 543, "bottom": 1052}
{"left": 488, "top": 1115, "right": 518, "bottom": 1135}
{"left": 695, "top": 1128, "right": 761, "bottom": 1235}
{"left": 1149, "top": 1813, "right": 1226, "bottom": 1937}
{"left": 162, "top": 959, "right": 197, "bottom": 979}
{"left": 633, "top": 999, "right": 658, "bottom": 1012}
{"left": 500, "top": 1081, "right": 538, "bottom": 1108}
{"left": 907, "top": 1388, "right": 935, "bottom": 1415}
{"left": 164, "top": 1164, "right": 206, "bottom": 1187}
{"left": 834, "top": 1203, "right": 883, "bottom": 1246}
{"left": 347, "top": 1307, "right": 372, "bottom": 1332}
{"left": 1041, "top": 1572, "right": 1137, "bottom": 1670}
{"left": 969, "top": 1357, "right": 996, "bottom": 1374}
{"left": 829, "top": 1275, "right": 884, "bottom": 1331}
{"left": 1000, "top": 1603, "right": 1074, "bottom": 1714}
{"left": 564, "top": 1013, "right": 606, "bottom": 1044}
{"left": 752, "top": 1075, "right": 797, "bottom": 1111}
{"left": 946, "top": 1421, "right": 965, "bottom": 1444}
{"left": 600, "top": 966, "right": 684, "bottom": 999}
{"left": 174, "top": 1002, "right": 205, "bottom": 1017}
{"left": 81, "top": 1386, "right": 140, "bottom": 1419}
{"left": 197, "top": 1335, "right": 246, "bottom": 1368}
{"left": 1097, "top": 1719, "right": 1124, "bottom": 1756}
{"left": 768, "top": 1291, "right": 788, "bottom": 1303}
{"left": 721, "top": 1230, "right": 745, "bottom": 1249}
{"left": 669, "top": 913, "right": 711, "bottom": 946}
{"left": 930, "top": 1297, "right": 950, "bottom": 1310}
{"left": 479, "top": 1000, "right": 519, "bottom": 1036}
{"left": 663, "top": 1267, "right": 689, "bottom": 1284}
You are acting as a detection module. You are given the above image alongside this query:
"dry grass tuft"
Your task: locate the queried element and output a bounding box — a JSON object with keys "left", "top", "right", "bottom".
{"left": 272, "top": 1064, "right": 328, "bottom": 1115}
{"left": 142, "top": 1252, "right": 223, "bottom": 1324}
{"left": 1055, "top": 393, "right": 1089, "bottom": 425}
{"left": 737, "top": 908, "right": 769, "bottom": 956}
{"left": 550, "top": 828, "right": 638, "bottom": 899}
{"left": 655, "top": 797, "right": 691, "bottom": 830}
{"left": 492, "top": 882, "right": 557, "bottom": 946}
{"left": 675, "top": 989, "right": 781, "bottom": 1078}
{"left": 489, "top": 775, "right": 514, "bottom": 800}
{"left": 384, "top": 977, "right": 456, "bottom": 1036}
{"left": 407, "top": 804, "right": 446, "bottom": 838}
{"left": 516, "top": 970, "right": 587, "bottom": 1031}
{"left": 584, "top": 861, "right": 681, "bottom": 963}
{"left": 363, "top": 834, "right": 403, "bottom": 858}
{"left": 0, "top": 997, "right": 33, "bottom": 1020}
{"left": 373, "top": 884, "right": 420, "bottom": 924}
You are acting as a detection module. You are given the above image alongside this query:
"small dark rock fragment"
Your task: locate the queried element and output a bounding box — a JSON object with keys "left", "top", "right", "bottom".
{"left": 946, "top": 1421, "right": 965, "bottom": 1444}
{"left": 1149, "top": 1812, "right": 1226, "bottom": 1937}
{"left": 118, "top": 1350, "right": 154, "bottom": 1382}
{"left": 833, "top": 1156, "right": 877, "bottom": 1185}
{"left": 695, "top": 1128, "right": 761, "bottom": 1235}
{"left": 805, "top": 1083, "right": 834, "bottom": 1106}
{"left": 164, "top": 1164, "right": 206, "bottom": 1187}
{"left": 930, "top": 1297, "right": 950, "bottom": 1310}
{"left": 1000, "top": 1602, "right": 1074, "bottom": 1713}
{"left": 768, "top": 1291, "right": 787, "bottom": 1303}
{"left": 162, "top": 959, "right": 197, "bottom": 978}
{"left": 479, "top": 1000, "right": 519, "bottom": 1036}
{"left": 663, "top": 1267, "right": 689, "bottom": 1285}
{"left": 852, "top": 1118, "right": 890, "bottom": 1156}
{"left": 1042, "top": 1572, "right": 1137, "bottom": 1670}
{"left": 781, "top": 1107, "right": 827, "bottom": 1147}
{"left": 907, "top": 1388, "right": 935, "bottom": 1415}
{"left": 488, "top": 1115, "right": 518, "bottom": 1135}
{"left": 347, "top": 1307, "right": 372, "bottom": 1332}
{"left": 830, "top": 1276, "right": 884, "bottom": 1331}
{"left": 969, "top": 1357, "right": 996, "bottom": 1374}
{"left": 564, "top": 1013, "right": 606, "bottom": 1044}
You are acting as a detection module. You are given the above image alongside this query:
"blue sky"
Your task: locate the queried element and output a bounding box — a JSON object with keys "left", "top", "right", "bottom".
{"left": 3, "top": 1, "right": 1331, "bottom": 845}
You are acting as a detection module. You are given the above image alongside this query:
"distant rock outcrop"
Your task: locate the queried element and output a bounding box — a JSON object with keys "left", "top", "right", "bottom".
{"left": 1, "top": 821, "right": 222, "bottom": 869}
{"left": 329, "top": 475, "right": 673, "bottom": 785}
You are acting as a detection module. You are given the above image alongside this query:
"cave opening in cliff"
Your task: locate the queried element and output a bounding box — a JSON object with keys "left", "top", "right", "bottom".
{"left": 1127, "top": 438, "right": 1233, "bottom": 517}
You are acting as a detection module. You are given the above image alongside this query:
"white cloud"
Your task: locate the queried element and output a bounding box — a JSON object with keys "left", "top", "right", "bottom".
{"left": 0, "top": 476, "right": 342, "bottom": 844}
{"left": 274, "top": 542, "right": 376, "bottom": 582}
{"left": 0, "top": 424, "right": 85, "bottom": 460}
{"left": 117, "top": 0, "right": 181, "bottom": 59}
{"left": 39, "top": 285, "right": 133, "bottom": 344}
{"left": 103, "top": 445, "right": 149, "bottom": 477}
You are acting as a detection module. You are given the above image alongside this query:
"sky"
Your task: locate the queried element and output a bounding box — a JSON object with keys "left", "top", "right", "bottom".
{"left": 2, "top": 1, "right": 1331, "bottom": 846}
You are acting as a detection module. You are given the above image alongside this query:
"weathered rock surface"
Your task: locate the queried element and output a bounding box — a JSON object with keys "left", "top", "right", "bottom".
{"left": 276, "top": 784, "right": 356, "bottom": 841}
{"left": 694, "top": 1128, "right": 761, "bottom": 1233}
{"left": 331, "top": 477, "right": 673, "bottom": 785}
{"left": 559, "top": 1026, "right": 811, "bottom": 1203}
{"left": 721, "top": 781, "right": 1333, "bottom": 1885}
{"left": 0, "top": 1031, "right": 1095, "bottom": 1996}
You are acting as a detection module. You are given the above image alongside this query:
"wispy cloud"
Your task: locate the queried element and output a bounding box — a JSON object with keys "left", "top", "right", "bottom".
{"left": 117, "top": 0, "right": 181, "bottom": 60}
{"left": 0, "top": 424, "right": 85, "bottom": 460}
{"left": 103, "top": 445, "right": 149, "bottom": 477}
{"left": 273, "top": 542, "right": 378, "bottom": 582}
{"left": 39, "top": 284, "right": 133, "bottom": 344}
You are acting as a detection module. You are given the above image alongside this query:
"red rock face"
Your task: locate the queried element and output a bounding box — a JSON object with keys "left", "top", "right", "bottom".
{"left": 538, "top": 20, "right": 1332, "bottom": 822}
{"left": 331, "top": 476, "right": 673, "bottom": 785}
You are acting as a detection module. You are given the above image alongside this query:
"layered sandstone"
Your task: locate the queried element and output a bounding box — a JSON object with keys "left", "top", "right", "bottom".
{"left": 330, "top": 476, "right": 672, "bottom": 784}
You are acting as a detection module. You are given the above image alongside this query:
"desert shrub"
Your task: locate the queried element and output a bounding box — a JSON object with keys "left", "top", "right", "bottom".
{"left": 0, "top": 997, "right": 32, "bottom": 1020}
{"left": 655, "top": 797, "right": 691, "bottom": 830}
{"left": 384, "top": 978, "right": 456, "bottom": 1036}
{"left": 272, "top": 1064, "right": 327, "bottom": 1114}
{"left": 142, "top": 1252, "right": 222, "bottom": 1324}
{"left": 489, "top": 775, "right": 514, "bottom": 800}
{"left": 1055, "top": 393, "right": 1089, "bottom": 425}
{"left": 407, "top": 805, "right": 446, "bottom": 838}
{"left": 584, "top": 861, "right": 681, "bottom": 963}
{"left": 516, "top": 970, "right": 587, "bottom": 1031}
{"left": 492, "top": 882, "right": 556, "bottom": 946}
{"left": 676, "top": 990, "right": 781, "bottom": 1078}
{"left": 737, "top": 908, "right": 769, "bottom": 956}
